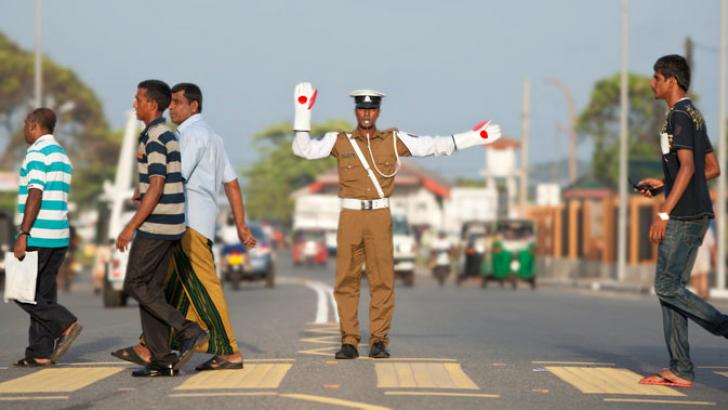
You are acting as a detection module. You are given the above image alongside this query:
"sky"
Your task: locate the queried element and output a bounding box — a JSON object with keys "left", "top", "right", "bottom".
{"left": 0, "top": 0, "right": 722, "bottom": 181}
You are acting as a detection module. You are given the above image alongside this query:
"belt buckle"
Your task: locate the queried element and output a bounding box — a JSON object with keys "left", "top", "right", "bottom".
{"left": 361, "top": 200, "right": 373, "bottom": 210}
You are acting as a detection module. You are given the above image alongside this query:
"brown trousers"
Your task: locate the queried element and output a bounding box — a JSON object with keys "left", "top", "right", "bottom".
{"left": 335, "top": 208, "right": 395, "bottom": 347}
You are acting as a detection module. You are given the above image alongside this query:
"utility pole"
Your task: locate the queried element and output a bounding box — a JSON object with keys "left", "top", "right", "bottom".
{"left": 546, "top": 78, "right": 577, "bottom": 183}
{"left": 718, "top": 0, "right": 727, "bottom": 291}
{"left": 617, "top": 0, "right": 630, "bottom": 282}
{"left": 520, "top": 79, "right": 530, "bottom": 208}
{"left": 34, "top": 0, "right": 42, "bottom": 108}
{"left": 684, "top": 36, "right": 694, "bottom": 71}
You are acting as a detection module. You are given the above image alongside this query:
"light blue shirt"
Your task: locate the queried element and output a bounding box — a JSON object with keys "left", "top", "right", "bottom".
{"left": 177, "top": 114, "right": 237, "bottom": 241}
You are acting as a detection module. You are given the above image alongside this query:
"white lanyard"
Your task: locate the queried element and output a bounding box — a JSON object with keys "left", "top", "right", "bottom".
{"left": 345, "top": 134, "right": 385, "bottom": 199}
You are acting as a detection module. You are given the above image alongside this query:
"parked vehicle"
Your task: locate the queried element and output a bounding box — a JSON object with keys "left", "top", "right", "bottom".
{"left": 392, "top": 214, "right": 416, "bottom": 287}
{"left": 292, "top": 229, "right": 328, "bottom": 267}
{"left": 0, "top": 211, "right": 16, "bottom": 289}
{"left": 103, "top": 205, "right": 135, "bottom": 307}
{"left": 487, "top": 219, "right": 537, "bottom": 289}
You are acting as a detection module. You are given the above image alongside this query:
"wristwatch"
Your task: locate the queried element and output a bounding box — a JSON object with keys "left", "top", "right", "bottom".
{"left": 657, "top": 212, "right": 669, "bottom": 221}
{"left": 17, "top": 229, "right": 31, "bottom": 238}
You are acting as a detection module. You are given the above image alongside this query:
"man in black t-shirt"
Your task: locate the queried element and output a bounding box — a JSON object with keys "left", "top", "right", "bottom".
{"left": 636, "top": 55, "right": 728, "bottom": 388}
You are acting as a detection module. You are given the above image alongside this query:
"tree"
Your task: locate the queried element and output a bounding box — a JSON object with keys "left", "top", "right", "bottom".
{"left": 0, "top": 32, "right": 117, "bottom": 205}
{"left": 244, "top": 120, "right": 351, "bottom": 223}
{"left": 577, "top": 73, "right": 666, "bottom": 187}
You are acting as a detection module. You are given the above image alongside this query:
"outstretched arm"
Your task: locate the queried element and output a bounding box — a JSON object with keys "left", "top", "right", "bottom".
{"left": 397, "top": 121, "right": 502, "bottom": 157}
{"left": 291, "top": 82, "right": 337, "bottom": 159}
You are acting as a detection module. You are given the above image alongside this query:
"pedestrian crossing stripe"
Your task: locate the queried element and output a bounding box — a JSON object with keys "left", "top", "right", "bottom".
{"left": 174, "top": 364, "right": 293, "bottom": 390}
{"left": 375, "top": 363, "right": 479, "bottom": 390}
{"left": 546, "top": 367, "right": 685, "bottom": 396}
{"left": 0, "top": 367, "right": 124, "bottom": 393}
{"left": 716, "top": 371, "right": 728, "bottom": 379}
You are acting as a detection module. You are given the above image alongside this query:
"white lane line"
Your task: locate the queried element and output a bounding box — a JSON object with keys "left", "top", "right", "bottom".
{"left": 279, "top": 276, "right": 338, "bottom": 324}
{"left": 306, "top": 281, "right": 330, "bottom": 324}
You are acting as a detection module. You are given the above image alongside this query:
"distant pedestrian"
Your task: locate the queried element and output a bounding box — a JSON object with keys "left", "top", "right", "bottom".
{"left": 117, "top": 80, "right": 208, "bottom": 377}
{"left": 12, "top": 108, "right": 82, "bottom": 367}
{"left": 636, "top": 55, "right": 728, "bottom": 388}
{"left": 689, "top": 223, "right": 715, "bottom": 299}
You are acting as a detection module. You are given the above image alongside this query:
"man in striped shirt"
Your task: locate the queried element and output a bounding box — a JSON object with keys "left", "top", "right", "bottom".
{"left": 12, "top": 108, "right": 82, "bottom": 367}
{"left": 116, "top": 80, "right": 208, "bottom": 377}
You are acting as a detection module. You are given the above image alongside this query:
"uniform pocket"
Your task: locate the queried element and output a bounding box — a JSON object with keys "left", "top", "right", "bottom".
{"left": 376, "top": 155, "right": 397, "bottom": 175}
{"left": 339, "top": 160, "right": 360, "bottom": 182}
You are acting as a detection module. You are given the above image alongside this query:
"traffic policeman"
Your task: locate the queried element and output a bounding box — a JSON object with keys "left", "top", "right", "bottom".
{"left": 291, "top": 82, "right": 502, "bottom": 359}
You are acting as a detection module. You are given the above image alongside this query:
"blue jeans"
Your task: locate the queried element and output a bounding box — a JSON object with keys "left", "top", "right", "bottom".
{"left": 654, "top": 217, "right": 728, "bottom": 381}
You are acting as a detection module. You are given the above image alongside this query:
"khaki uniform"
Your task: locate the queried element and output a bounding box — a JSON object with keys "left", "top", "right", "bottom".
{"left": 330, "top": 128, "right": 411, "bottom": 347}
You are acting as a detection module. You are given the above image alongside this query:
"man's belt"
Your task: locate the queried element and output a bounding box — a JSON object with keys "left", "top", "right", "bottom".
{"left": 341, "top": 198, "right": 390, "bottom": 210}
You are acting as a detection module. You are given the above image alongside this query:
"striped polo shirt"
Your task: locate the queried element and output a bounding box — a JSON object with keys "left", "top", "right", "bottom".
{"left": 16, "top": 134, "right": 73, "bottom": 248}
{"left": 136, "top": 117, "right": 185, "bottom": 240}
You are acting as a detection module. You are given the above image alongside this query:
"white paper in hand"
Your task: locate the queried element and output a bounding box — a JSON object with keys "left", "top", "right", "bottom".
{"left": 4, "top": 251, "right": 38, "bottom": 304}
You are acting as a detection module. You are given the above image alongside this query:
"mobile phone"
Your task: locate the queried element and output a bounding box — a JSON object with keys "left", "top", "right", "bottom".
{"left": 628, "top": 177, "right": 664, "bottom": 195}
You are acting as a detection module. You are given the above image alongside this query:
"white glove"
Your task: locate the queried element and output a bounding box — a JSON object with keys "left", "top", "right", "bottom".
{"left": 452, "top": 120, "right": 502, "bottom": 150}
{"left": 294, "top": 82, "right": 317, "bottom": 132}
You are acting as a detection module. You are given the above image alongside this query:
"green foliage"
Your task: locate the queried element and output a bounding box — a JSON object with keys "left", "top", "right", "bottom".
{"left": 577, "top": 73, "right": 667, "bottom": 187}
{"left": 244, "top": 119, "right": 351, "bottom": 223}
{"left": 0, "top": 32, "right": 117, "bottom": 206}
{"left": 453, "top": 177, "right": 484, "bottom": 187}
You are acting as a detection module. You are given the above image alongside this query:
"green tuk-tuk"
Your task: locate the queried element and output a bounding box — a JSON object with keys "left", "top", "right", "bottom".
{"left": 484, "top": 219, "right": 536, "bottom": 289}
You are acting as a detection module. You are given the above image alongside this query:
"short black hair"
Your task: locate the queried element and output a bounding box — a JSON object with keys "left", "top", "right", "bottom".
{"left": 171, "top": 83, "right": 203, "bottom": 113}
{"left": 137, "top": 79, "right": 172, "bottom": 112}
{"left": 654, "top": 55, "right": 691, "bottom": 92}
{"left": 27, "top": 107, "right": 57, "bottom": 133}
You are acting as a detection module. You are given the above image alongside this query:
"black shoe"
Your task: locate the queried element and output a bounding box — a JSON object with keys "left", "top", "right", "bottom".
{"left": 174, "top": 325, "right": 210, "bottom": 370}
{"left": 132, "top": 363, "right": 178, "bottom": 377}
{"left": 369, "top": 341, "right": 390, "bottom": 359}
{"left": 334, "top": 344, "right": 359, "bottom": 359}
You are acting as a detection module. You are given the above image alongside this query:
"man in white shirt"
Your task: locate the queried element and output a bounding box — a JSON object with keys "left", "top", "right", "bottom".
{"left": 113, "top": 83, "right": 256, "bottom": 371}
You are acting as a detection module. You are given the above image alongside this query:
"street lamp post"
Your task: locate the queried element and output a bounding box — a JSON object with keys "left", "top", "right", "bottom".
{"left": 617, "top": 0, "right": 630, "bottom": 282}
{"left": 718, "top": 0, "right": 727, "bottom": 291}
{"left": 545, "top": 78, "right": 577, "bottom": 183}
{"left": 34, "top": 0, "right": 42, "bottom": 108}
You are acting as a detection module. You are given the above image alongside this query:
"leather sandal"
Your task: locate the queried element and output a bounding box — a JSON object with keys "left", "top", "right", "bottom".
{"left": 195, "top": 356, "right": 244, "bottom": 371}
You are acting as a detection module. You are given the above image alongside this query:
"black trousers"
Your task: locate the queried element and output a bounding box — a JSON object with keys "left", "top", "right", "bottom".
{"left": 15, "top": 247, "right": 77, "bottom": 360}
{"left": 123, "top": 236, "right": 192, "bottom": 367}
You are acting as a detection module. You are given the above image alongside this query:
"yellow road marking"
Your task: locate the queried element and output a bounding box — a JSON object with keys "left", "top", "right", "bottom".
{"left": 376, "top": 362, "right": 478, "bottom": 390}
{"left": 64, "top": 361, "right": 132, "bottom": 366}
{"left": 698, "top": 366, "right": 728, "bottom": 369}
{"left": 171, "top": 392, "right": 279, "bottom": 398}
{"left": 533, "top": 361, "right": 615, "bottom": 366}
{"left": 546, "top": 367, "right": 685, "bottom": 396}
{"left": 306, "top": 327, "right": 340, "bottom": 335}
{"left": 300, "top": 335, "right": 340, "bottom": 345}
{"left": 245, "top": 359, "right": 295, "bottom": 363}
{"left": 298, "top": 346, "right": 339, "bottom": 357}
{"left": 384, "top": 391, "right": 499, "bottom": 398}
{"left": 281, "top": 393, "right": 391, "bottom": 410}
{"left": 603, "top": 398, "right": 716, "bottom": 406}
{"left": 175, "top": 364, "right": 292, "bottom": 390}
{"left": 0, "top": 396, "right": 69, "bottom": 401}
{"left": 0, "top": 367, "right": 123, "bottom": 393}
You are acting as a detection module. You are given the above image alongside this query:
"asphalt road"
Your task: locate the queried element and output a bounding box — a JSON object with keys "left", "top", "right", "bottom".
{"left": 1, "top": 251, "right": 727, "bottom": 409}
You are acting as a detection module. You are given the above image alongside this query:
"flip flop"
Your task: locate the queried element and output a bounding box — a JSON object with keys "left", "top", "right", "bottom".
{"left": 195, "top": 356, "right": 244, "bottom": 371}
{"left": 639, "top": 373, "right": 694, "bottom": 388}
{"left": 13, "top": 358, "right": 53, "bottom": 367}
{"left": 111, "top": 346, "right": 150, "bottom": 366}
{"left": 50, "top": 322, "right": 83, "bottom": 362}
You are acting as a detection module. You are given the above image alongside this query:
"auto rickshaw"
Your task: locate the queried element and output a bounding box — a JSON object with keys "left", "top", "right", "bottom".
{"left": 485, "top": 219, "right": 536, "bottom": 289}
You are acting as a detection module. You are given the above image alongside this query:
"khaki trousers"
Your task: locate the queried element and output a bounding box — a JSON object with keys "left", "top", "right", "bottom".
{"left": 335, "top": 208, "right": 395, "bottom": 347}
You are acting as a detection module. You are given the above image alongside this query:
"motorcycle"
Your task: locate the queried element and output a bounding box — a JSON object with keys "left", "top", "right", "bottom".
{"left": 222, "top": 244, "right": 246, "bottom": 290}
{"left": 430, "top": 237, "right": 453, "bottom": 287}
